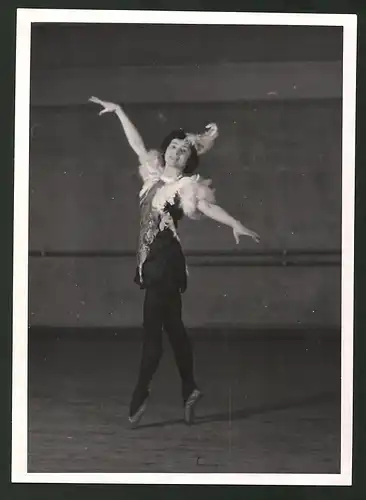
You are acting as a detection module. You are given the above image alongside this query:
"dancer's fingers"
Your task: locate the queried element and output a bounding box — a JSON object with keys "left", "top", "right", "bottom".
{"left": 89, "top": 96, "right": 102, "bottom": 104}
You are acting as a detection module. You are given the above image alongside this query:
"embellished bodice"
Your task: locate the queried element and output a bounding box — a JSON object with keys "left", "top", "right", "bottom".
{"left": 135, "top": 150, "right": 216, "bottom": 289}
{"left": 137, "top": 179, "right": 183, "bottom": 281}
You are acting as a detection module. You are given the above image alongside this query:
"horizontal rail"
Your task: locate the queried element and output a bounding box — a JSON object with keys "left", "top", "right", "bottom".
{"left": 29, "top": 249, "right": 341, "bottom": 267}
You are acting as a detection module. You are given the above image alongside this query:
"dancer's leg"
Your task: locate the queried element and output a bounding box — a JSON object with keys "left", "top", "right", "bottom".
{"left": 163, "top": 288, "right": 197, "bottom": 403}
{"left": 129, "top": 287, "right": 164, "bottom": 418}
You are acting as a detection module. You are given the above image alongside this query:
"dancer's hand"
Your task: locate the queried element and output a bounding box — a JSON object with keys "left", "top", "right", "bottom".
{"left": 233, "top": 222, "right": 260, "bottom": 244}
{"left": 89, "top": 96, "right": 120, "bottom": 115}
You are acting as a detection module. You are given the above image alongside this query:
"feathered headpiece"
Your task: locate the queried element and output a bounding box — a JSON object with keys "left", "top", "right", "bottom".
{"left": 186, "top": 123, "right": 219, "bottom": 156}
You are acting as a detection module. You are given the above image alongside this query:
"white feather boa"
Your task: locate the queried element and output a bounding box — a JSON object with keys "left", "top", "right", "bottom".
{"left": 138, "top": 149, "right": 164, "bottom": 183}
{"left": 138, "top": 149, "right": 216, "bottom": 218}
{"left": 152, "top": 174, "right": 216, "bottom": 219}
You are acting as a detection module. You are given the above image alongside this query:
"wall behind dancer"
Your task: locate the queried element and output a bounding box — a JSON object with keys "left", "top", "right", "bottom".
{"left": 28, "top": 24, "right": 342, "bottom": 330}
{"left": 29, "top": 101, "right": 341, "bottom": 252}
{"left": 28, "top": 100, "right": 341, "bottom": 329}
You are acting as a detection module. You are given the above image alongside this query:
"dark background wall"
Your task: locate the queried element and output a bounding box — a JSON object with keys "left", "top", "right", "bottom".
{"left": 28, "top": 23, "right": 342, "bottom": 330}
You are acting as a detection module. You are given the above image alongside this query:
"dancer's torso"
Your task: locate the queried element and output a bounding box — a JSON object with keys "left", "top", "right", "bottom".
{"left": 134, "top": 180, "right": 187, "bottom": 291}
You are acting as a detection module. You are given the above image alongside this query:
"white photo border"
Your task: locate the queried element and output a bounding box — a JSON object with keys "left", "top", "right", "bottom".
{"left": 12, "top": 8, "right": 357, "bottom": 486}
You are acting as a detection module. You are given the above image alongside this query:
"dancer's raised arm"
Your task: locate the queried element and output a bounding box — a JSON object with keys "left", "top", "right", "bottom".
{"left": 197, "top": 199, "right": 260, "bottom": 244}
{"left": 89, "top": 96, "right": 147, "bottom": 160}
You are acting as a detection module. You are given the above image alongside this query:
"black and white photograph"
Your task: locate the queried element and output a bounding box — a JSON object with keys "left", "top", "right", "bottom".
{"left": 12, "top": 9, "right": 356, "bottom": 485}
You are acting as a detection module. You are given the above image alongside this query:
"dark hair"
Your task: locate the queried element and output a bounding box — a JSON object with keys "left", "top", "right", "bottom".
{"left": 160, "top": 129, "right": 199, "bottom": 175}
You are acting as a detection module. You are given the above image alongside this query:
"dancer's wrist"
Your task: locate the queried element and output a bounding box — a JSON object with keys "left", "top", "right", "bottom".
{"left": 233, "top": 219, "right": 243, "bottom": 232}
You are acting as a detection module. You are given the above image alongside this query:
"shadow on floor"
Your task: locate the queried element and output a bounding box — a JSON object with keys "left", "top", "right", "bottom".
{"left": 134, "top": 390, "right": 339, "bottom": 430}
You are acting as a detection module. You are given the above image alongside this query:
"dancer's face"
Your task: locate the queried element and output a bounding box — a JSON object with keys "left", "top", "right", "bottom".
{"left": 164, "top": 138, "right": 191, "bottom": 171}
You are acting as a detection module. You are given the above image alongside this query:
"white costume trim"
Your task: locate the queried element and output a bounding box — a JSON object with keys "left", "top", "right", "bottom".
{"left": 152, "top": 175, "right": 215, "bottom": 219}
{"left": 138, "top": 149, "right": 216, "bottom": 218}
{"left": 138, "top": 149, "right": 164, "bottom": 199}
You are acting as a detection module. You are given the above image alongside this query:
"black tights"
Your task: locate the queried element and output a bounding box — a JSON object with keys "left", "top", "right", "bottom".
{"left": 129, "top": 286, "right": 197, "bottom": 416}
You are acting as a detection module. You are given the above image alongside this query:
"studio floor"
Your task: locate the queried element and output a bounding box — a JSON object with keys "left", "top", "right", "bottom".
{"left": 28, "top": 330, "right": 341, "bottom": 474}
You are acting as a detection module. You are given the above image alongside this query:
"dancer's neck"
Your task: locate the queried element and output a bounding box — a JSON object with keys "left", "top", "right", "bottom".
{"left": 161, "top": 165, "right": 182, "bottom": 183}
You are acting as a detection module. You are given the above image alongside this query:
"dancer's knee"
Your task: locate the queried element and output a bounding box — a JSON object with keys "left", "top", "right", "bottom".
{"left": 142, "top": 334, "right": 163, "bottom": 359}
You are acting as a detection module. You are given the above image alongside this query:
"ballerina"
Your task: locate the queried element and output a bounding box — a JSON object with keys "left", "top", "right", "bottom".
{"left": 89, "top": 96, "right": 260, "bottom": 427}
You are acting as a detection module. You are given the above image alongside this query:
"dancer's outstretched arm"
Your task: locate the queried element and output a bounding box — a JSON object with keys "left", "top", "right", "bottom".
{"left": 89, "top": 96, "right": 147, "bottom": 160}
{"left": 198, "top": 200, "right": 260, "bottom": 244}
